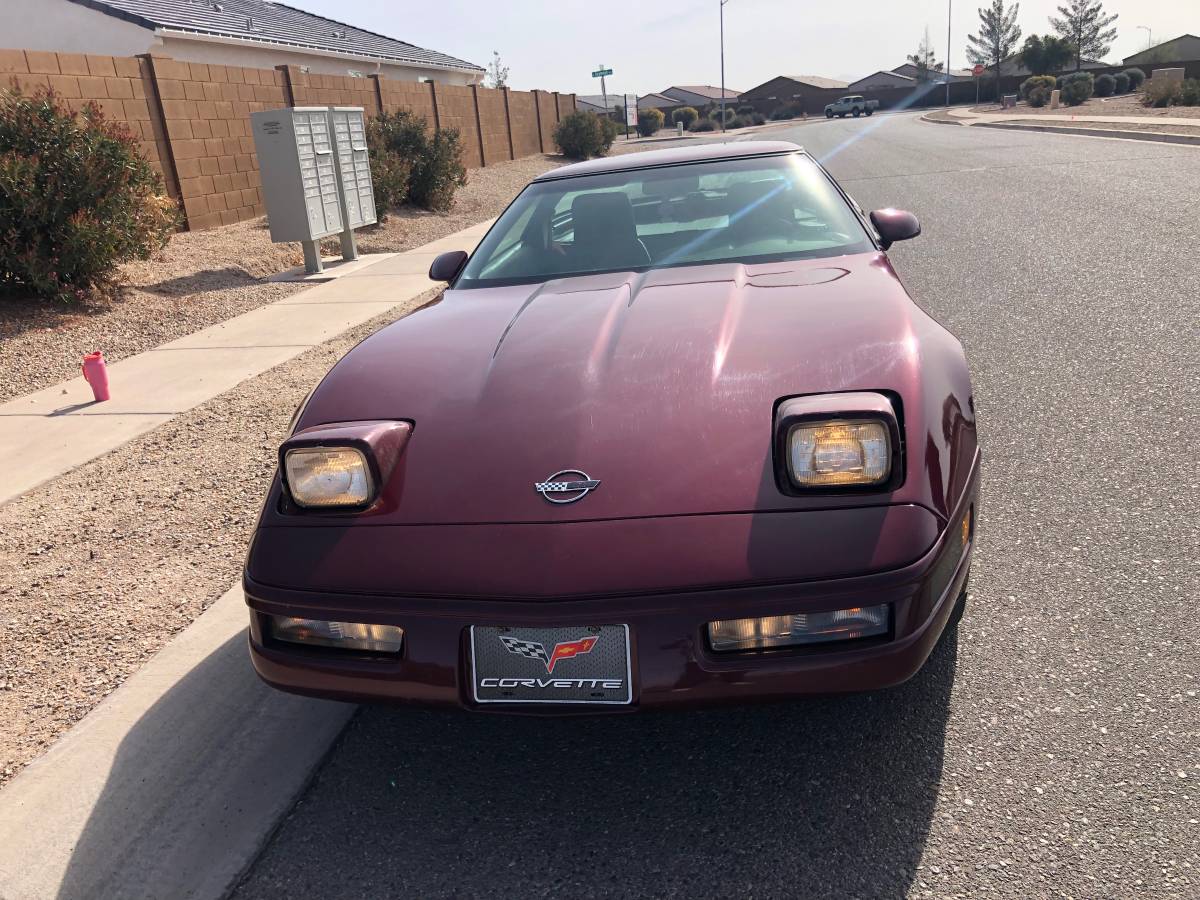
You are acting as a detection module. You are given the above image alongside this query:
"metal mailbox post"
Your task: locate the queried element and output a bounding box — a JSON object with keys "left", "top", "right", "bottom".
{"left": 250, "top": 106, "right": 377, "bottom": 274}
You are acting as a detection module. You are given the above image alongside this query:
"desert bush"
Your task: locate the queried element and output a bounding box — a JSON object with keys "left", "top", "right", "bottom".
{"left": 1142, "top": 78, "right": 1182, "bottom": 108}
{"left": 369, "top": 110, "right": 467, "bottom": 212}
{"left": 689, "top": 118, "right": 718, "bottom": 132}
{"left": 1094, "top": 73, "right": 1115, "bottom": 97}
{"left": 726, "top": 116, "right": 747, "bottom": 129}
{"left": 1027, "top": 86, "right": 1052, "bottom": 108}
{"left": 553, "top": 110, "right": 615, "bottom": 159}
{"left": 0, "top": 88, "right": 178, "bottom": 303}
{"left": 1180, "top": 79, "right": 1200, "bottom": 107}
{"left": 709, "top": 107, "right": 734, "bottom": 123}
{"left": 599, "top": 115, "right": 619, "bottom": 147}
{"left": 1123, "top": 67, "right": 1146, "bottom": 90}
{"left": 1113, "top": 72, "right": 1130, "bottom": 94}
{"left": 671, "top": 106, "right": 699, "bottom": 127}
{"left": 769, "top": 107, "right": 795, "bottom": 120}
{"left": 1020, "top": 75, "right": 1057, "bottom": 100}
{"left": 736, "top": 105, "right": 755, "bottom": 116}
{"left": 1060, "top": 72, "right": 1094, "bottom": 106}
{"left": 751, "top": 112, "right": 767, "bottom": 125}
{"left": 366, "top": 120, "right": 411, "bottom": 214}
{"left": 636, "top": 107, "right": 664, "bottom": 137}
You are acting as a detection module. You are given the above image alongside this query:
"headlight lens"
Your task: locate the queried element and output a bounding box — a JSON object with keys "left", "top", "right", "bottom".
{"left": 709, "top": 605, "right": 890, "bottom": 652}
{"left": 284, "top": 446, "right": 374, "bottom": 507}
{"left": 269, "top": 616, "right": 404, "bottom": 653}
{"left": 787, "top": 419, "right": 891, "bottom": 487}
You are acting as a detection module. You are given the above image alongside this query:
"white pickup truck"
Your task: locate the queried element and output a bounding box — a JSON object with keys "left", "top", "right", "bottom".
{"left": 824, "top": 95, "right": 879, "bottom": 118}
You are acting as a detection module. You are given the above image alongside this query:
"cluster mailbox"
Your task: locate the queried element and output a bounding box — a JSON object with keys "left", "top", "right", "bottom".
{"left": 250, "top": 106, "right": 377, "bottom": 274}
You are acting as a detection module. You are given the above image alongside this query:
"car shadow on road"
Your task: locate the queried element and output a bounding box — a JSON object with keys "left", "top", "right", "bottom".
{"left": 237, "top": 632, "right": 958, "bottom": 899}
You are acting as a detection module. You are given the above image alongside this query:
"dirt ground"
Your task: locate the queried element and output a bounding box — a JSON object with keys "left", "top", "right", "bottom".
{"left": 0, "top": 153, "right": 566, "bottom": 403}
{"left": 1009, "top": 118, "right": 1200, "bottom": 135}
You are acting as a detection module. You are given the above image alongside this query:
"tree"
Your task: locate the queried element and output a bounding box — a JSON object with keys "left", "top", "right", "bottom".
{"left": 907, "top": 27, "right": 946, "bottom": 81}
{"left": 1050, "top": 0, "right": 1118, "bottom": 70}
{"left": 966, "top": 0, "right": 1023, "bottom": 101}
{"left": 1018, "top": 34, "right": 1075, "bottom": 74}
{"left": 485, "top": 51, "right": 509, "bottom": 89}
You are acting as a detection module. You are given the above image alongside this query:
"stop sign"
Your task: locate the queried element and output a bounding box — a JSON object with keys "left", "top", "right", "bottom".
{"left": 972, "top": 64, "right": 985, "bottom": 77}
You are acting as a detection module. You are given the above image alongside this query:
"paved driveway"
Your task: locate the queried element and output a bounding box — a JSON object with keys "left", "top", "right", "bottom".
{"left": 235, "top": 114, "right": 1199, "bottom": 899}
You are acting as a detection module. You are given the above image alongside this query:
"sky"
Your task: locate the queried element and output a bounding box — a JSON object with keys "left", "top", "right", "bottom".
{"left": 295, "top": 0, "right": 1195, "bottom": 94}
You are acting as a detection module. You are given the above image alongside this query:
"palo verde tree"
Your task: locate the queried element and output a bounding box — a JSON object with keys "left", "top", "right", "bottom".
{"left": 486, "top": 51, "right": 509, "bottom": 89}
{"left": 1018, "top": 34, "right": 1075, "bottom": 74}
{"left": 1050, "top": 0, "right": 1118, "bottom": 71}
{"left": 907, "top": 27, "right": 946, "bottom": 81}
{"left": 966, "top": 0, "right": 1023, "bottom": 100}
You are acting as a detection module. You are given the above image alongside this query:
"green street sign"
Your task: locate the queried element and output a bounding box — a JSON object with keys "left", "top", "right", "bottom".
{"left": 592, "top": 68, "right": 613, "bottom": 78}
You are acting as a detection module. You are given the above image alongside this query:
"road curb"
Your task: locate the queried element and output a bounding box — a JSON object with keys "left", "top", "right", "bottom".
{"left": 972, "top": 120, "right": 1200, "bottom": 146}
{"left": 0, "top": 584, "right": 356, "bottom": 900}
{"left": 919, "top": 114, "right": 966, "bottom": 126}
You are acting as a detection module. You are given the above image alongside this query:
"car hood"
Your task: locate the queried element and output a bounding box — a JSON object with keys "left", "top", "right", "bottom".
{"left": 296, "top": 253, "right": 937, "bottom": 524}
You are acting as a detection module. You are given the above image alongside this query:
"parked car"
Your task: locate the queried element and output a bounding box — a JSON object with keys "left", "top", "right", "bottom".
{"left": 825, "top": 95, "right": 879, "bottom": 118}
{"left": 245, "top": 141, "right": 980, "bottom": 711}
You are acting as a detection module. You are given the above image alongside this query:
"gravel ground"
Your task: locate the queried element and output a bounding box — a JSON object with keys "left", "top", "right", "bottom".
{"left": 0, "top": 290, "right": 438, "bottom": 786}
{"left": 1009, "top": 118, "right": 1200, "bottom": 135}
{"left": 972, "top": 93, "right": 1200, "bottom": 118}
{"left": 0, "top": 153, "right": 566, "bottom": 404}
{"left": 236, "top": 113, "right": 1200, "bottom": 899}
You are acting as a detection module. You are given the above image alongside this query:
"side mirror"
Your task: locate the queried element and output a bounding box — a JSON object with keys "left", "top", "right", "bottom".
{"left": 869, "top": 209, "right": 921, "bottom": 250}
{"left": 429, "top": 250, "right": 468, "bottom": 283}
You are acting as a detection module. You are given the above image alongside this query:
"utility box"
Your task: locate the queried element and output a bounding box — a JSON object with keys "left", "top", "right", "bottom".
{"left": 250, "top": 106, "right": 376, "bottom": 273}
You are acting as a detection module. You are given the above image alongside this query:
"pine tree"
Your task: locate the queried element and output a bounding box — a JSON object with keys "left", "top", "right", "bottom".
{"left": 966, "top": 1, "right": 1023, "bottom": 100}
{"left": 1050, "top": 0, "right": 1118, "bottom": 70}
{"left": 908, "top": 27, "right": 946, "bottom": 82}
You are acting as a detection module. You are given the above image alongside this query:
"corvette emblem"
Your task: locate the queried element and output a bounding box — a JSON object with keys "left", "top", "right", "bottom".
{"left": 498, "top": 634, "right": 600, "bottom": 674}
{"left": 534, "top": 469, "right": 600, "bottom": 504}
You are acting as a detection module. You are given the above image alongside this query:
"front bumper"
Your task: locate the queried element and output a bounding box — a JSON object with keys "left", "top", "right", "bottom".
{"left": 245, "top": 467, "right": 977, "bottom": 712}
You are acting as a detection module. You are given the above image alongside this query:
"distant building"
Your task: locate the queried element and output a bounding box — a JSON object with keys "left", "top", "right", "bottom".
{"left": 848, "top": 70, "right": 916, "bottom": 91}
{"left": 577, "top": 94, "right": 626, "bottom": 115}
{"left": 737, "top": 74, "right": 848, "bottom": 106}
{"left": 995, "top": 55, "right": 1107, "bottom": 77}
{"left": 1123, "top": 34, "right": 1200, "bottom": 65}
{"left": 890, "top": 63, "right": 973, "bottom": 83}
{"left": 657, "top": 85, "right": 741, "bottom": 107}
{"left": 0, "top": 0, "right": 483, "bottom": 83}
{"left": 637, "top": 93, "right": 682, "bottom": 111}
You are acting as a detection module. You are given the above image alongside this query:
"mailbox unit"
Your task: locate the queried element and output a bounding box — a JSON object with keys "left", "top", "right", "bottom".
{"left": 250, "top": 106, "right": 377, "bottom": 273}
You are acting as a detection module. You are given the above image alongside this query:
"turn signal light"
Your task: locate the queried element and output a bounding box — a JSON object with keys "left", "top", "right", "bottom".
{"left": 269, "top": 616, "right": 404, "bottom": 654}
{"left": 708, "top": 604, "right": 889, "bottom": 652}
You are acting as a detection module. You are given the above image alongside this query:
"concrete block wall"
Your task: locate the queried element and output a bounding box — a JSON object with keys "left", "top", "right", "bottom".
{"left": 1, "top": 46, "right": 577, "bottom": 230}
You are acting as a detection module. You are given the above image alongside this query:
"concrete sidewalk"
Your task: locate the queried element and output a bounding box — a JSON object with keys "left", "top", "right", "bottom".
{"left": 0, "top": 220, "right": 493, "bottom": 507}
{"left": 942, "top": 106, "right": 1200, "bottom": 127}
{"left": 0, "top": 585, "right": 356, "bottom": 900}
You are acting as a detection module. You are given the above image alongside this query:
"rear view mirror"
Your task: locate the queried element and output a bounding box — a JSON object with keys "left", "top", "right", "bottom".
{"left": 429, "top": 250, "right": 468, "bottom": 283}
{"left": 869, "top": 209, "right": 921, "bottom": 250}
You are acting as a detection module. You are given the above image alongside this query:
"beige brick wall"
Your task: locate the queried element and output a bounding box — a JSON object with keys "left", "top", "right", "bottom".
{"left": 2, "top": 46, "right": 577, "bottom": 231}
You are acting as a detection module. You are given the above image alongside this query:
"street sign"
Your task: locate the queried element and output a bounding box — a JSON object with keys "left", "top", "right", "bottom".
{"left": 625, "top": 95, "right": 637, "bottom": 127}
{"left": 592, "top": 68, "right": 613, "bottom": 78}
{"left": 972, "top": 64, "right": 985, "bottom": 77}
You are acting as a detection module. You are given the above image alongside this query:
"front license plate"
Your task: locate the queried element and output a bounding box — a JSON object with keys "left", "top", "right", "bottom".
{"left": 470, "top": 624, "right": 632, "bottom": 705}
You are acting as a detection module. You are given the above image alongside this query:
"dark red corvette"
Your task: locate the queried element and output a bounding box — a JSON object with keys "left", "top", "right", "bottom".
{"left": 244, "top": 141, "right": 980, "bottom": 711}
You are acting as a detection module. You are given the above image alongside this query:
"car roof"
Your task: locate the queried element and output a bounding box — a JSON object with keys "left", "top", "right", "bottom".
{"left": 533, "top": 140, "right": 805, "bottom": 182}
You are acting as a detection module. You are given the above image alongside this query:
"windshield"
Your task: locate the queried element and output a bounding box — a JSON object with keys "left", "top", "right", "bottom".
{"left": 456, "top": 153, "right": 873, "bottom": 288}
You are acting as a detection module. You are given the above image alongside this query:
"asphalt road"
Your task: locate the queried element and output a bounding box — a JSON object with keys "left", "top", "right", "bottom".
{"left": 235, "top": 114, "right": 1199, "bottom": 899}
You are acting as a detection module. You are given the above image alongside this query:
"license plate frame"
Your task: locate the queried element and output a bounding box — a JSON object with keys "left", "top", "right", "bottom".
{"left": 469, "top": 624, "right": 633, "bottom": 705}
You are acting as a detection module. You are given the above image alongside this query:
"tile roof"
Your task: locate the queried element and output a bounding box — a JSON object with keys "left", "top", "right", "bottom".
{"left": 66, "top": 0, "right": 483, "bottom": 72}
{"left": 663, "top": 85, "right": 741, "bottom": 99}
{"left": 783, "top": 75, "right": 850, "bottom": 89}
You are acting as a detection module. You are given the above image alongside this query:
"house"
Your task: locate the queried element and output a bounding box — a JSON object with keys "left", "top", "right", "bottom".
{"left": 890, "top": 63, "right": 973, "bottom": 83}
{"left": 848, "top": 70, "right": 916, "bottom": 91}
{"left": 1123, "top": 34, "right": 1200, "bottom": 65}
{"left": 737, "top": 74, "right": 848, "bottom": 105}
{"left": 994, "top": 55, "right": 1107, "bottom": 77}
{"left": 0, "top": 0, "right": 484, "bottom": 83}
{"left": 657, "top": 85, "right": 741, "bottom": 107}
{"left": 637, "top": 93, "right": 682, "bottom": 111}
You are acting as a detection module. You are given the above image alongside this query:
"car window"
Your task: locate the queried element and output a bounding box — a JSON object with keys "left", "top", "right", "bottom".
{"left": 457, "top": 153, "right": 873, "bottom": 288}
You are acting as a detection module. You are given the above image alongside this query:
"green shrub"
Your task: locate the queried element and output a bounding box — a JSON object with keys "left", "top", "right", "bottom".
{"left": 708, "top": 107, "right": 734, "bottom": 123}
{"left": 750, "top": 112, "right": 767, "bottom": 125}
{"left": 689, "top": 118, "right": 718, "bottom": 132}
{"left": 1094, "top": 73, "right": 1115, "bottom": 97}
{"left": 599, "top": 115, "right": 619, "bottom": 148}
{"left": 1142, "top": 78, "right": 1182, "bottom": 108}
{"left": 553, "top": 110, "right": 614, "bottom": 159}
{"left": 726, "top": 116, "right": 747, "bottom": 129}
{"left": 1113, "top": 72, "right": 1130, "bottom": 94}
{"left": 1060, "top": 72, "right": 1094, "bottom": 106}
{"left": 368, "top": 110, "right": 466, "bottom": 212}
{"left": 1123, "top": 67, "right": 1146, "bottom": 90}
{"left": 1027, "top": 86, "right": 1052, "bottom": 107}
{"left": 671, "top": 106, "right": 698, "bottom": 127}
{"left": 1180, "top": 79, "right": 1200, "bottom": 106}
{"left": 636, "top": 107, "right": 664, "bottom": 137}
{"left": 736, "top": 105, "right": 755, "bottom": 116}
{"left": 769, "top": 107, "right": 795, "bottom": 120}
{"left": 1020, "top": 75, "right": 1057, "bottom": 100}
{"left": 0, "top": 88, "right": 178, "bottom": 303}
